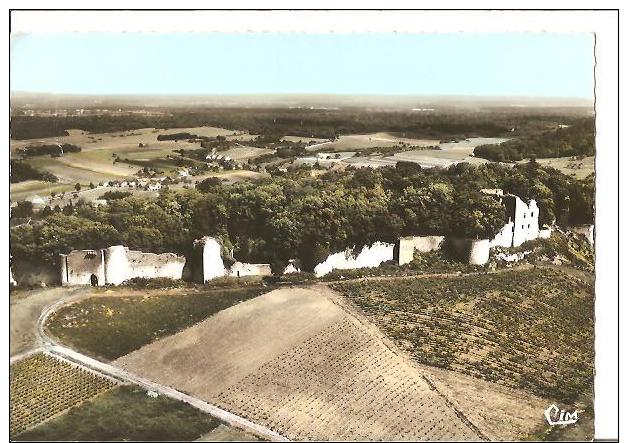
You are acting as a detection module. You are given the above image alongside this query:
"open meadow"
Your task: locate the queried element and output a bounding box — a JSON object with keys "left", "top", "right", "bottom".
{"left": 517, "top": 155, "right": 595, "bottom": 179}
{"left": 305, "top": 132, "right": 440, "bottom": 152}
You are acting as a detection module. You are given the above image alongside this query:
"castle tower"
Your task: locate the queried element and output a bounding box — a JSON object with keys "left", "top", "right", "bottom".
{"left": 104, "top": 245, "right": 130, "bottom": 285}
{"left": 193, "top": 237, "right": 226, "bottom": 283}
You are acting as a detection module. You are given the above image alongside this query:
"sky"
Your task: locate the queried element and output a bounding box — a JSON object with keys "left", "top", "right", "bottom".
{"left": 10, "top": 32, "right": 594, "bottom": 99}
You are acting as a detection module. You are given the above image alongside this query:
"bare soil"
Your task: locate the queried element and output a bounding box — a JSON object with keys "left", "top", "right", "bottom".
{"left": 115, "top": 287, "right": 480, "bottom": 441}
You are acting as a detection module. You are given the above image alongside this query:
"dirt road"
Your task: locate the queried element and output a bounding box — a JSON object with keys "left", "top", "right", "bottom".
{"left": 10, "top": 285, "right": 289, "bottom": 442}
{"left": 10, "top": 286, "right": 95, "bottom": 356}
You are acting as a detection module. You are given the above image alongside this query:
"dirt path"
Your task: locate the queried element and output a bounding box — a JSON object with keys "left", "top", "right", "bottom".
{"left": 10, "top": 286, "right": 95, "bottom": 357}
{"left": 322, "top": 262, "right": 535, "bottom": 285}
{"left": 23, "top": 286, "right": 290, "bottom": 442}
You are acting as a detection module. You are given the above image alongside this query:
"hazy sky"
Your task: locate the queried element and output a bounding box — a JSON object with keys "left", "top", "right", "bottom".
{"left": 10, "top": 32, "right": 594, "bottom": 98}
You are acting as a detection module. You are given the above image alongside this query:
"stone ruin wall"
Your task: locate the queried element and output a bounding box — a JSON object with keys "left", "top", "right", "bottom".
{"left": 397, "top": 236, "right": 445, "bottom": 265}
{"left": 489, "top": 222, "right": 514, "bottom": 249}
{"left": 56, "top": 193, "right": 551, "bottom": 286}
{"left": 228, "top": 262, "right": 273, "bottom": 278}
{"left": 314, "top": 242, "right": 395, "bottom": 277}
{"left": 11, "top": 258, "right": 59, "bottom": 287}
{"left": 61, "top": 250, "right": 105, "bottom": 286}
{"left": 448, "top": 238, "right": 491, "bottom": 266}
{"left": 509, "top": 197, "right": 540, "bottom": 247}
{"left": 194, "top": 237, "right": 226, "bottom": 283}
{"left": 61, "top": 245, "right": 186, "bottom": 286}
{"left": 126, "top": 250, "right": 186, "bottom": 281}
{"left": 103, "top": 245, "right": 130, "bottom": 286}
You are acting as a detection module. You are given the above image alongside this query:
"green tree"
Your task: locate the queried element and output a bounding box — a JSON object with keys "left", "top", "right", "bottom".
{"left": 11, "top": 201, "right": 33, "bottom": 219}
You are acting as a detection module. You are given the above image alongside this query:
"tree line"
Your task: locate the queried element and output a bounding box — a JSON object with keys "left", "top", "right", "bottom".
{"left": 474, "top": 118, "right": 595, "bottom": 161}
{"left": 11, "top": 107, "right": 590, "bottom": 142}
{"left": 14, "top": 143, "right": 82, "bottom": 158}
{"left": 10, "top": 160, "right": 58, "bottom": 183}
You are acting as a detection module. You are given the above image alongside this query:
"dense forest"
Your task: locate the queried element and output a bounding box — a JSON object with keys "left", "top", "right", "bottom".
{"left": 10, "top": 107, "right": 590, "bottom": 141}
{"left": 474, "top": 118, "right": 595, "bottom": 161}
{"left": 10, "top": 161, "right": 594, "bottom": 275}
{"left": 156, "top": 132, "right": 198, "bottom": 141}
{"left": 15, "top": 143, "right": 81, "bottom": 158}
{"left": 10, "top": 160, "right": 58, "bottom": 183}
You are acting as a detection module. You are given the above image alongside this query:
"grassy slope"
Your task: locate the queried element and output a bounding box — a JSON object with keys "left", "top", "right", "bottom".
{"left": 331, "top": 267, "right": 594, "bottom": 405}
{"left": 45, "top": 286, "right": 268, "bottom": 361}
{"left": 15, "top": 385, "right": 222, "bottom": 441}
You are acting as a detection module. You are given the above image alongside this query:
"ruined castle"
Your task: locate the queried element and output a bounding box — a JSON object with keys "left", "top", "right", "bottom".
{"left": 60, "top": 190, "right": 551, "bottom": 286}
{"left": 60, "top": 246, "right": 186, "bottom": 286}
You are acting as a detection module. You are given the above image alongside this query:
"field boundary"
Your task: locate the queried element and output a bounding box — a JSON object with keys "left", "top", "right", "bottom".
{"left": 420, "top": 374, "right": 490, "bottom": 441}
{"left": 316, "top": 283, "right": 488, "bottom": 441}
{"left": 10, "top": 347, "right": 45, "bottom": 364}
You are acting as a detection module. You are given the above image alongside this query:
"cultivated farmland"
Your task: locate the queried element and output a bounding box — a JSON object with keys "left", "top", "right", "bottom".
{"left": 331, "top": 267, "right": 595, "bottom": 404}
{"left": 9, "top": 126, "right": 257, "bottom": 197}
{"left": 306, "top": 132, "right": 440, "bottom": 152}
{"left": 10, "top": 353, "right": 116, "bottom": 437}
{"left": 113, "top": 286, "right": 550, "bottom": 441}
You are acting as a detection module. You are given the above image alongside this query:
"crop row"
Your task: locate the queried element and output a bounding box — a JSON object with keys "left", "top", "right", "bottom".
{"left": 215, "top": 318, "right": 478, "bottom": 441}
{"left": 331, "top": 268, "right": 594, "bottom": 403}
{"left": 10, "top": 354, "right": 116, "bottom": 437}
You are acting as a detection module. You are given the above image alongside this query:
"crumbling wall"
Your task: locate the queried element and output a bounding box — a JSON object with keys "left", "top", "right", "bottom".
{"left": 314, "top": 242, "right": 395, "bottom": 277}
{"left": 510, "top": 197, "right": 539, "bottom": 247}
{"left": 284, "top": 260, "right": 301, "bottom": 274}
{"left": 126, "top": 250, "right": 186, "bottom": 280}
{"left": 489, "top": 222, "right": 514, "bottom": 248}
{"left": 60, "top": 245, "right": 186, "bottom": 286}
{"left": 396, "top": 236, "right": 445, "bottom": 265}
{"left": 449, "top": 238, "right": 490, "bottom": 265}
{"left": 228, "top": 262, "right": 272, "bottom": 277}
{"left": 539, "top": 227, "right": 552, "bottom": 239}
{"left": 13, "top": 259, "right": 59, "bottom": 287}
{"left": 104, "top": 245, "right": 130, "bottom": 285}
{"left": 61, "top": 250, "right": 105, "bottom": 286}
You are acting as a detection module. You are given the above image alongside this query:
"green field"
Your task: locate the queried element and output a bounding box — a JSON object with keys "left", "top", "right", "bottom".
{"left": 10, "top": 180, "right": 75, "bottom": 202}
{"left": 45, "top": 286, "right": 269, "bottom": 360}
{"left": 517, "top": 155, "right": 594, "bottom": 180}
{"left": 15, "top": 385, "right": 228, "bottom": 441}
{"left": 332, "top": 267, "right": 594, "bottom": 404}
